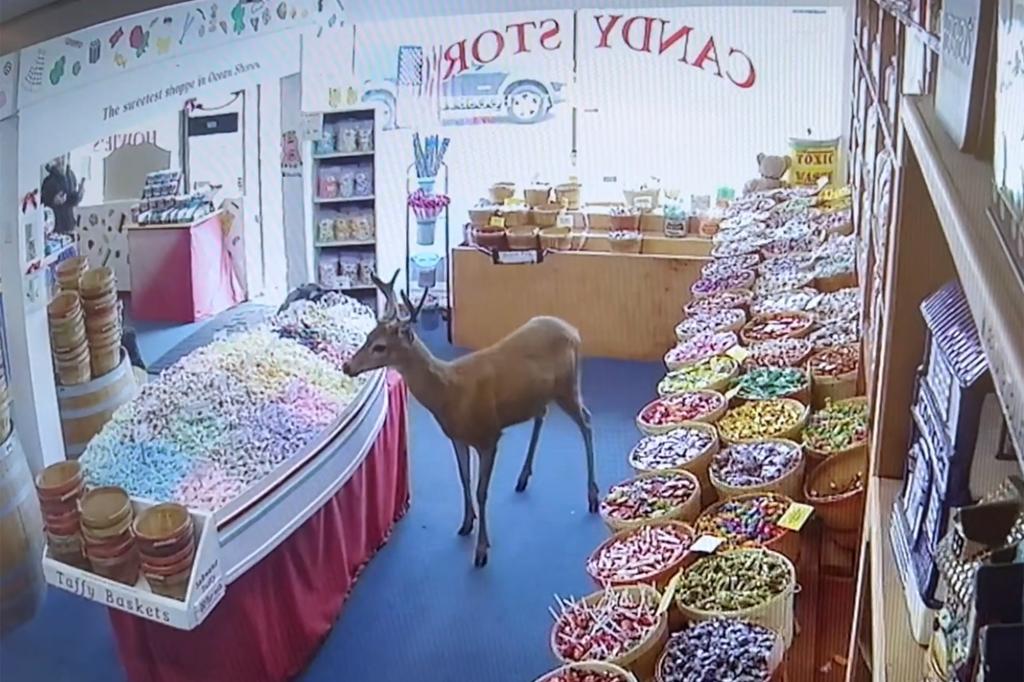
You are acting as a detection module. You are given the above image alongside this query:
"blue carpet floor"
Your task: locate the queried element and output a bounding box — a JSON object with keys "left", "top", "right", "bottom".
{"left": 0, "top": 323, "right": 663, "bottom": 682}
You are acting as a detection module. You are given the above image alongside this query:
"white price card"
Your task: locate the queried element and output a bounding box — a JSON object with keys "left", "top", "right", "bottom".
{"left": 690, "top": 535, "right": 725, "bottom": 554}
{"left": 496, "top": 250, "right": 538, "bottom": 265}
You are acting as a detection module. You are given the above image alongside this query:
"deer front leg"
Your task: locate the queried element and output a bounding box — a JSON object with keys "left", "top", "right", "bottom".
{"left": 558, "top": 395, "right": 599, "bottom": 513}
{"left": 452, "top": 440, "right": 475, "bottom": 536}
{"left": 515, "top": 410, "right": 546, "bottom": 493}
{"left": 474, "top": 444, "right": 497, "bottom": 567}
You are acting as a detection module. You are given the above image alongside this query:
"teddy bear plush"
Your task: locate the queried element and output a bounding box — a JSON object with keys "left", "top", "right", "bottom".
{"left": 743, "top": 153, "right": 791, "bottom": 194}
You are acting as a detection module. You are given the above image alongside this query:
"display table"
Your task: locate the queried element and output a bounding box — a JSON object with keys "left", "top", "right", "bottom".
{"left": 127, "top": 211, "right": 243, "bottom": 323}
{"left": 452, "top": 243, "right": 709, "bottom": 361}
{"left": 107, "top": 371, "right": 409, "bottom": 682}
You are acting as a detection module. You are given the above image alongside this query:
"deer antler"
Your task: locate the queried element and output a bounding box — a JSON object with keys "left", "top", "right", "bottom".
{"left": 370, "top": 270, "right": 400, "bottom": 321}
{"left": 400, "top": 287, "right": 431, "bottom": 323}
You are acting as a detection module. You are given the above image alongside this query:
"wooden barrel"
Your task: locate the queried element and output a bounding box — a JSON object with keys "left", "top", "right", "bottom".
{"left": 57, "top": 349, "right": 137, "bottom": 459}
{"left": 0, "top": 430, "right": 46, "bottom": 634}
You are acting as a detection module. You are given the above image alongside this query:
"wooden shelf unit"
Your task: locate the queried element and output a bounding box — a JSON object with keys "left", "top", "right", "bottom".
{"left": 847, "top": 2, "right": 1024, "bottom": 681}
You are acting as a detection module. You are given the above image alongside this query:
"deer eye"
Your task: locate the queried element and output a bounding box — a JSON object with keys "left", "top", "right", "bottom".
{"left": 371, "top": 343, "right": 386, "bottom": 354}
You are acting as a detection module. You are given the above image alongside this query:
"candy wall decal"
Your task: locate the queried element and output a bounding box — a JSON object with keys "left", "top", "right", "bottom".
{"left": 72, "top": 61, "right": 81, "bottom": 76}
{"left": 109, "top": 27, "right": 124, "bottom": 48}
{"left": 89, "top": 39, "right": 101, "bottom": 63}
{"left": 231, "top": 2, "right": 246, "bottom": 34}
{"left": 157, "top": 37, "right": 171, "bottom": 54}
{"left": 49, "top": 56, "right": 66, "bottom": 85}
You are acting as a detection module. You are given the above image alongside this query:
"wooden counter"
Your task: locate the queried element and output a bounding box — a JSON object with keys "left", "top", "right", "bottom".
{"left": 451, "top": 245, "right": 709, "bottom": 361}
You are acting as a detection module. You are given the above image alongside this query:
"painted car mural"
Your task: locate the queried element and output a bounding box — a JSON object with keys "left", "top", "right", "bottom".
{"left": 362, "top": 45, "right": 566, "bottom": 129}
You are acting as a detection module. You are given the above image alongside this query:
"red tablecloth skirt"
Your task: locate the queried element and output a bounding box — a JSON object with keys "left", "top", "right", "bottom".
{"left": 109, "top": 374, "right": 409, "bottom": 682}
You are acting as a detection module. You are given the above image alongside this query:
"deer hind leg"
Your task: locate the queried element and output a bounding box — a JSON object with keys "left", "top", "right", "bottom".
{"left": 556, "top": 390, "right": 599, "bottom": 514}
{"left": 474, "top": 443, "right": 498, "bottom": 567}
{"left": 452, "top": 440, "right": 475, "bottom": 536}
{"left": 515, "top": 408, "right": 547, "bottom": 493}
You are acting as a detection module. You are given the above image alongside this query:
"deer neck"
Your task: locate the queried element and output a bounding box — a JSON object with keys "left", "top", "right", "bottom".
{"left": 393, "top": 337, "right": 453, "bottom": 419}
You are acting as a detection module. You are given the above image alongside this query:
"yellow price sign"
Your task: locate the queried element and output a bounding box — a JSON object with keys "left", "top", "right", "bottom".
{"left": 777, "top": 503, "right": 815, "bottom": 531}
{"left": 502, "top": 197, "right": 525, "bottom": 207}
{"left": 725, "top": 345, "right": 751, "bottom": 363}
{"left": 724, "top": 384, "right": 741, "bottom": 400}
{"left": 489, "top": 216, "right": 506, "bottom": 228}
{"left": 657, "top": 571, "right": 682, "bottom": 616}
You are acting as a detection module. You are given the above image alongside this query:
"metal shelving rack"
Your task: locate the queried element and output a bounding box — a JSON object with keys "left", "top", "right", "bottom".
{"left": 310, "top": 107, "right": 379, "bottom": 302}
{"left": 404, "top": 161, "right": 452, "bottom": 340}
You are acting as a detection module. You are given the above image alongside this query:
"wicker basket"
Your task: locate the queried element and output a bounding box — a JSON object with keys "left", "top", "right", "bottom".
{"left": 627, "top": 422, "right": 720, "bottom": 507}
{"left": 471, "top": 227, "right": 508, "bottom": 251}
{"left": 674, "top": 549, "right": 798, "bottom": 648}
{"left": 803, "top": 447, "right": 867, "bottom": 531}
{"left": 531, "top": 205, "right": 562, "bottom": 227}
{"left": 654, "top": 623, "right": 785, "bottom": 682}
{"left": 625, "top": 188, "right": 661, "bottom": 208}
{"left": 803, "top": 396, "right": 869, "bottom": 466}
{"left": 610, "top": 213, "right": 641, "bottom": 232}
{"left": 636, "top": 392, "right": 727, "bottom": 436}
{"left": 731, "top": 368, "right": 812, "bottom": 406}
{"left": 657, "top": 358, "right": 740, "bottom": 397}
{"left": 539, "top": 226, "right": 573, "bottom": 251}
{"left": 586, "top": 520, "right": 698, "bottom": 589}
{"left": 536, "top": 662, "right": 638, "bottom": 682}
{"left": 469, "top": 207, "right": 495, "bottom": 226}
{"left": 710, "top": 439, "right": 806, "bottom": 501}
{"left": 506, "top": 226, "right": 539, "bottom": 250}
{"left": 600, "top": 471, "right": 703, "bottom": 532}
{"left": 639, "top": 211, "right": 667, "bottom": 233}
{"left": 488, "top": 182, "right": 516, "bottom": 204}
{"left": 554, "top": 183, "right": 582, "bottom": 210}
{"left": 809, "top": 345, "right": 860, "bottom": 409}
{"left": 691, "top": 270, "right": 757, "bottom": 301}
{"left": 501, "top": 209, "right": 530, "bottom": 228}
{"left": 551, "top": 585, "right": 669, "bottom": 681}
{"left": 718, "top": 399, "right": 810, "bottom": 446}
{"left": 739, "top": 311, "right": 815, "bottom": 346}
{"left": 695, "top": 492, "right": 801, "bottom": 564}
{"left": 609, "top": 233, "right": 643, "bottom": 254}
{"left": 586, "top": 209, "right": 614, "bottom": 230}
{"left": 525, "top": 186, "right": 552, "bottom": 207}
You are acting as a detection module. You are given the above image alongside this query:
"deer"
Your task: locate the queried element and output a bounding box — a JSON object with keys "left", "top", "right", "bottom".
{"left": 341, "top": 271, "right": 598, "bottom": 567}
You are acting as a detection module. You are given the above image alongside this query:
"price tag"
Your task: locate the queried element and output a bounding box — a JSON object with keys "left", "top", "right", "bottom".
{"left": 496, "top": 250, "right": 538, "bottom": 265}
{"left": 725, "top": 345, "right": 751, "bottom": 363}
{"left": 502, "top": 197, "right": 525, "bottom": 207}
{"left": 690, "top": 535, "right": 725, "bottom": 554}
{"left": 489, "top": 216, "right": 506, "bottom": 228}
{"left": 657, "top": 571, "right": 682, "bottom": 616}
{"left": 777, "top": 503, "right": 815, "bottom": 531}
{"left": 724, "top": 385, "right": 741, "bottom": 400}
{"left": 556, "top": 213, "right": 574, "bottom": 229}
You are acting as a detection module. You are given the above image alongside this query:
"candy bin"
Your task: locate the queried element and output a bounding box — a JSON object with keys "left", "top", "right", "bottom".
{"left": 695, "top": 493, "right": 800, "bottom": 564}
{"left": 807, "top": 344, "right": 860, "bottom": 408}
{"left": 627, "top": 424, "right": 719, "bottom": 506}
{"left": 535, "top": 662, "right": 638, "bottom": 682}
{"left": 586, "top": 520, "right": 697, "bottom": 588}
{"left": 600, "top": 470, "right": 702, "bottom": 530}
{"left": 550, "top": 585, "right": 668, "bottom": 681}
{"left": 673, "top": 549, "right": 797, "bottom": 648}
{"left": 636, "top": 391, "right": 727, "bottom": 435}
{"left": 657, "top": 357, "right": 739, "bottom": 396}
{"left": 709, "top": 439, "right": 805, "bottom": 501}
{"left": 716, "top": 399, "right": 809, "bottom": 444}
{"left": 804, "top": 446, "right": 867, "bottom": 536}
{"left": 801, "top": 396, "right": 869, "bottom": 466}
{"left": 655, "top": 619, "right": 785, "bottom": 682}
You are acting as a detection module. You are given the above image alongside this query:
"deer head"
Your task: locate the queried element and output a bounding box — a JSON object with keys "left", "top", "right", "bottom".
{"left": 342, "top": 270, "right": 430, "bottom": 377}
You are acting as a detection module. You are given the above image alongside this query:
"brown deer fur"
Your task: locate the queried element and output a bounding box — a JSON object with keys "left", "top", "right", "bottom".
{"left": 342, "top": 272, "right": 598, "bottom": 567}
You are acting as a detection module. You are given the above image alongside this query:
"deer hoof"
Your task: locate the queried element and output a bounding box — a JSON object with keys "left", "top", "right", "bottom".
{"left": 457, "top": 518, "right": 475, "bottom": 536}
{"left": 515, "top": 476, "right": 529, "bottom": 493}
{"left": 474, "top": 547, "right": 489, "bottom": 567}
{"left": 588, "top": 485, "right": 600, "bottom": 513}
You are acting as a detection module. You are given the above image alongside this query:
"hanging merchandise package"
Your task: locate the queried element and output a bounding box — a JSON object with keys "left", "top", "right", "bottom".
{"left": 789, "top": 137, "right": 840, "bottom": 187}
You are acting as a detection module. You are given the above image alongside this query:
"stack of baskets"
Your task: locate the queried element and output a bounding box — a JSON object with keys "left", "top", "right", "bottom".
{"left": 34, "top": 461, "right": 88, "bottom": 568}
{"left": 48, "top": 292, "right": 91, "bottom": 386}
{"left": 48, "top": 258, "right": 123, "bottom": 384}
{"left": 134, "top": 503, "right": 197, "bottom": 601}
{"left": 80, "top": 486, "right": 139, "bottom": 585}
{"left": 79, "top": 267, "right": 122, "bottom": 376}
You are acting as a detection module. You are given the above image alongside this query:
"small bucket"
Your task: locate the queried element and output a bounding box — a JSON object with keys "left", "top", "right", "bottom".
{"left": 525, "top": 187, "right": 551, "bottom": 207}
{"left": 80, "top": 486, "right": 132, "bottom": 531}
{"left": 134, "top": 503, "right": 193, "bottom": 545}
{"left": 554, "top": 183, "right": 582, "bottom": 210}
{"left": 600, "top": 470, "right": 703, "bottom": 532}
{"left": 411, "top": 254, "right": 441, "bottom": 288}
{"left": 48, "top": 292, "right": 83, "bottom": 324}
{"left": 804, "top": 447, "right": 868, "bottom": 531}
{"left": 90, "top": 343, "right": 123, "bottom": 378}
{"left": 488, "top": 182, "right": 515, "bottom": 204}
{"left": 586, "top": 520, "right": 697, "bottom": 590}
{"left": 709, "top": 439, "right": 806, "bottom": 501}
{"left": 536, "top": 662, "right": 637, "bottom": 682}
{"left": 416, "top": 218, "right": 437, "bottom": 246}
